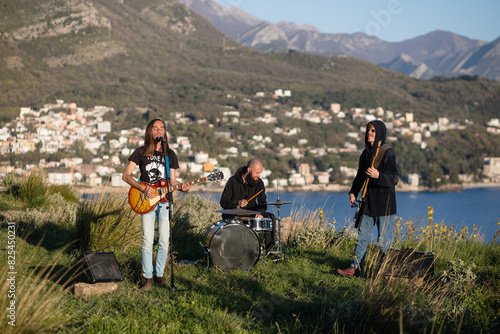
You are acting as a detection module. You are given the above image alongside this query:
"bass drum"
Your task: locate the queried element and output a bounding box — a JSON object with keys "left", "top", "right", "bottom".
{"left": 203, "top": 221, "right": 260, "bottom": 271}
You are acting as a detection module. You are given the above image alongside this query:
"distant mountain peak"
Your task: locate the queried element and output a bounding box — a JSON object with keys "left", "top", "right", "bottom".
{"left": 180, "top": 0, "right": 499, "bottom": 81}
{"left": 276, "top": 21, "right": 320, "bottom": 34}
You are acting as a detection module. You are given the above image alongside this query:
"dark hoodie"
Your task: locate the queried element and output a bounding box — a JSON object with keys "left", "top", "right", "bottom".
{"left": 220, "top": 166, "right": 268, "bottom": 217}
{"left": 349, "top": 120, "right": 398, "bottom": 216}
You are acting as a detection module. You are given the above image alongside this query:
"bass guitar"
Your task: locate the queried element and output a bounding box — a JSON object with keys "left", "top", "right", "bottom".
{"left": 353, "top": 141, "right": 381, "bottom": 228}
{"left": 128, "top": 170, "right": 224, "bottom": 214}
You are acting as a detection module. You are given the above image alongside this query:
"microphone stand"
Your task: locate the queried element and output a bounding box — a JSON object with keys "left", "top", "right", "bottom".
{"left": 161, "top": 140, "right": 178, "bottom": 292}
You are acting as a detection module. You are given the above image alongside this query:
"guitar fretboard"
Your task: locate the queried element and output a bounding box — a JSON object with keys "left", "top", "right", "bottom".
{"left": 161, "top": 177, "right": 208, "bottom": 193}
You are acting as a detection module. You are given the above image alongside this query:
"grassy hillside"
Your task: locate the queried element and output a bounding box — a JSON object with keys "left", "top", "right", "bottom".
{"left": 1, "top": 174, "right": 499, "bottom": 333}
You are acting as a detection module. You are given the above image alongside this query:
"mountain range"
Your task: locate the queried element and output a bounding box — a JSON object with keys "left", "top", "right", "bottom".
{"left": 0, "top": 0, "right": 499, "bottom": 126}
{"left": 179, "top": 0, "right": 500, "bottom": 81}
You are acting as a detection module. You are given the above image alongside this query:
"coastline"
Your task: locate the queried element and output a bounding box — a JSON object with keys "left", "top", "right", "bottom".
{"left": 186, "top": 181, "right": 500, "bottom": 194}
{"left": 77, "top": 181, "right": 500, "bottom": 195}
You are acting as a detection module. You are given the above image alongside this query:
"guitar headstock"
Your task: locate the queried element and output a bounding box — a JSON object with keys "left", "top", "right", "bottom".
{"left": 207, "top": 170, "right": 224, "bottom": 182}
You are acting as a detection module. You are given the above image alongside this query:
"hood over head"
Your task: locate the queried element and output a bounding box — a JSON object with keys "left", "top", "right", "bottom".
{"left": 365, "top": 120, "right": 386, "bottom": 152}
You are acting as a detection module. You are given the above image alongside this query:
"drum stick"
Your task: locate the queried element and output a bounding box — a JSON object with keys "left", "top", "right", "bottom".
{"left": 246, "top": 190, "right": 263, "bottom": 202}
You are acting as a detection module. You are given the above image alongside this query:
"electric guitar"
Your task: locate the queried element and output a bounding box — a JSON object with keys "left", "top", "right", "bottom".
{"left": 353, "top": 141, "right": 381, "bottom": 228}
{"left": 128, "top": 170, "right": 224, "bottom": 214}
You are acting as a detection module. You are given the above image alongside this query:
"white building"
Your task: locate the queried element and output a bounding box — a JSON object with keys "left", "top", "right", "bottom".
{"left": 98, "top": 121, "right": 112, "bottom": 133}
{"left": 486, "top": 118, "right": 500, "bottom": 134}
{"left": 408, "top": 173, "right": 420, "bottom": 188}
{"left": 271, "top": 178, "right": 289, "bottom": 188}
{"left": 48, "top": 172, "right": 74, "bottom": 185}
{"left": 483, "top": 157, "right": 500, "bottom": 181}
{"left": 330, "top": 103, "right": 341, "bottom": 113}
{"left": 289, "top": 173, "right": 306, "bottom": 186}
{"left": 111, "top": 173, "right": 128, "bottom": 187}
{"left": 194, "top": 151, "right": 209, "bottom": 164}
{"left": 315, "top": 172, "right": 330, "bottom": 184}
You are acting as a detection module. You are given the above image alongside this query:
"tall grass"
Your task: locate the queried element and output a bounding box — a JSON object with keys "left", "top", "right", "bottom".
{"left": 0, "top": 240, "right": 72, "bottom": 333}
{"left": 76, "top": 186, "right": 142, "bottom": 252}
{"left": 20, "top": 168, "right": 49, "bottom": 208}
{"left": 1, "top": 173, "right": 499, "bottom": 333}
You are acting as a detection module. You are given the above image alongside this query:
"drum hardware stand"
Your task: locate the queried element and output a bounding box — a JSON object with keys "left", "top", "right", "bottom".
{"left": 266, "top": 181, "right": 290, "bottom": 259}
{"left": 259, "top": 244, "right": 267, "bottom": 270}
{"left": 202, "top": 245, "right": 211, "bottom": 271}
{"left": 265, "top": 202, "right": 290, "bottom": 259}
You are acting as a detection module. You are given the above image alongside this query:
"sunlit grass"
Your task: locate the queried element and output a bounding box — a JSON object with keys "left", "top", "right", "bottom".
{"left": 76, "top": 185, "right": 142, "bottom": 252}
{"left": 1, "top": 170, "right": 499, "bottom": 333}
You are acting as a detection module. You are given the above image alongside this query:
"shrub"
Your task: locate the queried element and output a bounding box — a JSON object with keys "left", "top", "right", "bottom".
{"left": 47, "top": 184, "right": 80, "bottom": 204}
{"left": 171, "top": 193, "right": 223, "bottom": 260}
{"left": 172, "top": 193, "right": 222, "bottom": 237}
{"left": 20, "top": 168, "right": 48, "bottom": 208}
{"left": 286, "top": 207, "right": 348, "bottom": 250}
{"left": 75, "top": 187, "right": 142, "bottom": 252}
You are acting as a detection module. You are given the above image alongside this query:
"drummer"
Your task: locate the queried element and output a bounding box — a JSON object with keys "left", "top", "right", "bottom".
{"left": 220, "top": 158, "right": 276, "bottom": 253}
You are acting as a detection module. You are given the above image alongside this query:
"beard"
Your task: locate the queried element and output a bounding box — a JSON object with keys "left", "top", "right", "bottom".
{"left": 247, "top": 176, "right": 259, "bottom": 187}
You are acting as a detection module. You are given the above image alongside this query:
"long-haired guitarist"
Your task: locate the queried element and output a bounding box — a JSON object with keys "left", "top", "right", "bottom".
{"left": 122, "top": 118, "right": 190, "bottom": 290}
{"left": 337, "top": 120, "right": 398, "bottom": 278}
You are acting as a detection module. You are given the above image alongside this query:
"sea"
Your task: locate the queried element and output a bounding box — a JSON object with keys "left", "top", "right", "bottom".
{"left": 198, "top": 186, "right": 500, "bottom": 243}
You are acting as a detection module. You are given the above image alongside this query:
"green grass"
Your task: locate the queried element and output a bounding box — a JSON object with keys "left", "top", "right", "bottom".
{"left": 0, "top": 173, "right": 499, "bottom": 333}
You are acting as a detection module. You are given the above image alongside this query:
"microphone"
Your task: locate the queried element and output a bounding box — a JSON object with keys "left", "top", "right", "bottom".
{"left": 155, "top": 136, "right": 165, "bottom": 142}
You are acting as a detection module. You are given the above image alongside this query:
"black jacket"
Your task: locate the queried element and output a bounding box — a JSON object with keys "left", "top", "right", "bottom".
{"left": 220, "top": 166, "right": 268, "bottom": 216}
{"left": 349, "top": 120, "right": 398, "bottom": 217}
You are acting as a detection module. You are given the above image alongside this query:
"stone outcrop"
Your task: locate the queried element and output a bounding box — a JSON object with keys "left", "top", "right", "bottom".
{"left": 74, "top": 282, "right": 118, "bottom": 297}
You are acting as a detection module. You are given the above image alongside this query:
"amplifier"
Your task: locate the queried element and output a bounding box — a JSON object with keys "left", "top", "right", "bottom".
{"left": 72, "top": 252, "right": 124, "bottom": 283}
{"left": 384, "top": 248, "right": 435, "bottom": 279}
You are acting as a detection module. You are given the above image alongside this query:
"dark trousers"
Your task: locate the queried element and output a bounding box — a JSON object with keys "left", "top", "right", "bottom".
{"left": 263, "top": 212, "right": 276, "bottom": 252}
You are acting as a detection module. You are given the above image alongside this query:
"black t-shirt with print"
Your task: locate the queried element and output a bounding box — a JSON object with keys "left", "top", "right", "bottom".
{"left": 128, "top": 146, "right": 179, "bottom": 184}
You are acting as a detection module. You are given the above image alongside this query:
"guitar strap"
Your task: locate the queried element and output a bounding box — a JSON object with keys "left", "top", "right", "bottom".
{"left": 373, "top": 144, "right": 391, "bottom": 169}
{"left": 164, "top": 155, "right": 170, "bottom": 179}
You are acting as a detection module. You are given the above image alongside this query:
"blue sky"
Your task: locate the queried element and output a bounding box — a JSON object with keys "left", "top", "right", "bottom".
{"left": 214, "top": 0, "right": 500, "bottom": 42}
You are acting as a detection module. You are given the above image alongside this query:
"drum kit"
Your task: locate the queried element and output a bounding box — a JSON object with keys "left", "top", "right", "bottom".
{"left": 202, "top": 200, "right": 292, "bottom": 271}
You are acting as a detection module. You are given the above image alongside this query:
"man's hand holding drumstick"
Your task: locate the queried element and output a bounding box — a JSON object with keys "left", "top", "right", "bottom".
{"left": 238, "top": 190, "right": 263, "bottom": 218}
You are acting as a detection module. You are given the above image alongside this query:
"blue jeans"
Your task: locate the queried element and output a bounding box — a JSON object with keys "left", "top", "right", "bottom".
{"left": 141, "top": 202, "right": 170, "bottom": 279}
{"left": 351, "top": 214, "right": 393, "bottom": 270}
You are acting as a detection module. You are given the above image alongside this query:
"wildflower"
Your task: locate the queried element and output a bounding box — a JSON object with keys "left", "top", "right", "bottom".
{"left": 394, "top": 216, "right": 402, "bottom": 241}
{"left": 494, "top": 219, "right": 500, "bottom": 242}
{"left": 427, "top": 206, "right": 434, "bottom": 225}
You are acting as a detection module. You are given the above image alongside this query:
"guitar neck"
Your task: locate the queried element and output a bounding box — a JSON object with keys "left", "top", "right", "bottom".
{"left": 361, "top": 141, "right": 382, "bottom": 199}
{"left": 162, "top": 176, "right": 208, "bottom": 193}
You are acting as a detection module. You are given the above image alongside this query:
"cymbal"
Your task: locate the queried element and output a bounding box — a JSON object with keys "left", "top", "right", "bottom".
{"left": 216, "top": 208, "right": 261, "bottom": 215}
{"left": 264, "top": 200, "right": 292, "bottom": 206}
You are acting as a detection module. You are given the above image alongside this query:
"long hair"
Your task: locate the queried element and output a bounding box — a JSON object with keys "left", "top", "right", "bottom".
{"left": 142, "top": 118, "right": 170, "bottom": 157}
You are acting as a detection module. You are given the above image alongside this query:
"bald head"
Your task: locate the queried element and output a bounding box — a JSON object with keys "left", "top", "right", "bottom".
{"left": 245, "top": 158, "right": 263, "bottom": 186}
{"left": 247, "top": 158, "right": 262, "bottom": 170}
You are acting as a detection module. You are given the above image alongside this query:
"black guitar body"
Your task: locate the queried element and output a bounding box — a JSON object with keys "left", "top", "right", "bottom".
{"left": 353, "top": 198, "right": 366, "bottom": 228}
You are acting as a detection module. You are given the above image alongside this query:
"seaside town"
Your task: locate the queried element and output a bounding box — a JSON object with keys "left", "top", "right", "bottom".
{"left": 1, "top": 90, "right": 500, "bottom": 191}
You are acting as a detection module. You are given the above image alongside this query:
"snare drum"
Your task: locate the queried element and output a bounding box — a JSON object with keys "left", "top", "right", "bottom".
{"left": 203, "top": 221, "right": 260, "bottom": 271}
{"left": 226, "top": 217, "right": 242, "bottom": 225}
{"left": 241, "top": 218, "right": 273, "bottom": 232}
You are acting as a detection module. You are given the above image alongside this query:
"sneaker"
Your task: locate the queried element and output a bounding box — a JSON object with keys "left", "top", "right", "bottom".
{"left": 154, "top": 275, "right": 167, "bottom": 287}
{"left": 336, "top": 266, "right": 360, "bottom": 278}
{"left": 141, "top": 277, "right": 153, "bottom": 291}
